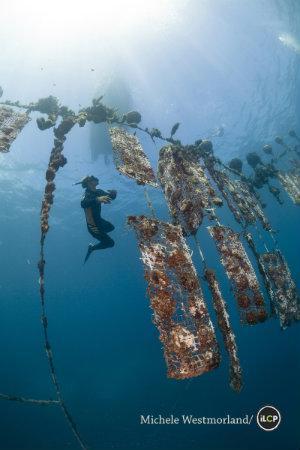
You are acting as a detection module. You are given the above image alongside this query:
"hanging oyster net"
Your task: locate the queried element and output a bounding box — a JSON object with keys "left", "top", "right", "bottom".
{"left": 204, "top": 269, "right": 242, "bottom": 392}
{"left": 109, "top": 127, "right": 157, "bottom": 186}
{"left": 0, "top": 106, "right": 30, "bottom": 153}
{"left": 259, "top": 251, "right": 300, "bottom": 328}
{"left": 208, "top": 226, "right": 267, "bottom": 325}
{"left": 277, "top": 170, "right": 300, "bottom": 205}
{"left": 243, "top": 232, "right": 276, "bottom": 317}
{"left": 207, "top": 165, "right": 270, "bottom": 230}
{"left": 128, "top": 216, "right": 220, "bottom": 379}
{"left": 158, "top": 145, "right": 221, "bottom": 235}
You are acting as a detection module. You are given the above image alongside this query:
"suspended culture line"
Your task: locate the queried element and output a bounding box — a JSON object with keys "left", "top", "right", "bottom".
{"left": 128, "top": 215, "right": 220, "bottom": 379}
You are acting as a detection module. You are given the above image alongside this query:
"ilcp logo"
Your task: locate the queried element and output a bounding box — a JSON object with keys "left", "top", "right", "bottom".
{"left": 256, "top": 405, "right": 281, "bottom": 431}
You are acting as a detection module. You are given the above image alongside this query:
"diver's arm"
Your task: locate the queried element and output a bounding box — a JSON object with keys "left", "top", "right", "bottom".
{"left": 96, "top": 189, "right": 117, "bottom": 203}
{"left": 107, "top": 189, "right": 117, "bottom": 200}
{"left": 96, "top": 195, "right": 111, "bottom": 204}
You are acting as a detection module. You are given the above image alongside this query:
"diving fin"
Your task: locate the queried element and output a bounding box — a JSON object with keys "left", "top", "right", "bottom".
{"left": 84, "top": 244, "right": 94, "bottom": 264}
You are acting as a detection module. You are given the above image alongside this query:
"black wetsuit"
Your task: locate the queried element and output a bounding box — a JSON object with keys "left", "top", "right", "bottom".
{"left": 81, "top": 188, "right": 116, "bottom": 249}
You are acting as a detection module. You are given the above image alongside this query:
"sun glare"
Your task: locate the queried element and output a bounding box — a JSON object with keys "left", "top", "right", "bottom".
{"left": 3, "top": 0, "right": 184, "bottom": 49}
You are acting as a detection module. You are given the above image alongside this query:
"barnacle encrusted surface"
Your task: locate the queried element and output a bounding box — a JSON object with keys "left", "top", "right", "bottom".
{"left": 207, "top": 163, "right": 270, "bottom": 230}
{"left": 278, "top": 170, "right": 300, "bottom": 205}
{"left": 0, "top": 106, "right": 30, "bottom": 153}
{"left": 259, "top": 251, "right": 300, "bottom": 328}
{"left": 208, "top": 226, "right": 267, "bottom": 325}
{"left": 109, "top": 127, "right": 157, "bottom": 186}
{"left": 128, "top": 215, "right": 220, "bottom": 379}
{"left": 204, "top": 269, "right": 242, "bottom": 392}
{"left": 158, "top": 145, "right": 220, "bottom": 235}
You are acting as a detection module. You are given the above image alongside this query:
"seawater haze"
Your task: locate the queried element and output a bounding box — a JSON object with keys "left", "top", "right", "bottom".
{"left": 0, "top": 1, "right": 299, "bottom": 449}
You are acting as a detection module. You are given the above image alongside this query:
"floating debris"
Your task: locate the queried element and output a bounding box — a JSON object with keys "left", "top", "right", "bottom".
{"left": 109, "top": 127, "right": 157, "bottom": 186}
{"left": 158, "top": 145, "right": 221, "bottom": 235}
{"left": 0, "top": 106, "right": 30, "bottom": 153}
{"left": 259, "top": 251, "right": 300, "bottom": 328}
{"left": 204, "top": 269, "right": 242, "bottom": 392}
{"left": 277, "top": 170, "right": 300, "bottom": 204}
{"left": 208, "top": 226, "right": 267, "bottom": 325}
{"left": 128, "top": 216, "right": 220, "bottom": 379}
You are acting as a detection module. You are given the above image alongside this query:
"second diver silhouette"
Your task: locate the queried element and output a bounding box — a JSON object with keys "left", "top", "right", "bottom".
{"left": 75, "top": 175, "right": 117, "bottom": 263}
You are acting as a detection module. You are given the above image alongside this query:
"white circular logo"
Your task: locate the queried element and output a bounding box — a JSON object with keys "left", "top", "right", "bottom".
{"left": 256, "top": 405, "right": 281, "bottom": 431}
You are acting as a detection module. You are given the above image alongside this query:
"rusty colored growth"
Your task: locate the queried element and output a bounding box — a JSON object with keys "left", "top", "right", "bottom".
{"left": 109, "top": 127, "right": 157, "bottom": 186}
{"left": 207, "top": 164, "right": 270, "bottom": 230}
{"left": 204, "top": 269, "right": 242, "bottom": 392}
{"left": 259, "top": 251, "right": 300, "bottom": 329}
{"left": 158, "top": 145, "right": 221, "bottom": 235}
{"left": 208, "top": 226, "right": 267, "bottom": 325}
{"left": 0, "top": 106, "right": 30, "bottom": 153}
{"left": 277, "top": 170, "right": 300, "bottom": 205}
{"left": 40, "top": 117, "right": 75, "bottom": 237}
{"left": 128, "top": 215, "right": 220, "bottom": 379}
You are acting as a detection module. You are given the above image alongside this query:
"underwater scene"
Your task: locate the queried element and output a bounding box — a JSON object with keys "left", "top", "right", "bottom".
{"left": 0, "top": 1, "right": 299, "bottom": 449}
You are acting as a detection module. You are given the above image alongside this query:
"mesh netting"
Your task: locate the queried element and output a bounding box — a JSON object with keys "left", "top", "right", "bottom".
{"left": 259, "top": 251, "right": 300, "bottom": 328}
{"left": 158, "top": 145, "right": 221, "bottom": 235}
{"left": 109, "top": 127, "right": 157, "bottom": 186}
{"left": 128, "top": 215, "right": 220, "bottom": 379}
{"left": 277, "top": 170, "right": 300, "bottom": 205}
{"left": 207, "top": 164, "right": 270, "bottom": 230}
{"left": 0, "top": 106, "right": 30, "bottom": 153}
{"left": 204, "top": 269, "right": 242, "bottom": 392}
{"left": 208, "top": 226, "right": 267, "bottom": 325}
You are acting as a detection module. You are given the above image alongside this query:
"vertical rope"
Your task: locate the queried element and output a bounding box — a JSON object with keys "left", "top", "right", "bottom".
{"left": 144, "top": 187, "right": 157, "bottom": 218}
{"left": 38, "top": 235, "right": 88, "bottom": 450}
{"left": 37, "top": 118, "right": 89, "bottom": 450}
{"left": 254, "top": 223, "right": 269, "bottom": 252}
{"left": 193, "top": 233, "right": 206, "bottom": 267}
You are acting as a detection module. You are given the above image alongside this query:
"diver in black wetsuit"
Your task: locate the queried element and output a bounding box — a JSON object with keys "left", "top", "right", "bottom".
{"left": 75, "top": 175, "right": 117, "bottom": 263}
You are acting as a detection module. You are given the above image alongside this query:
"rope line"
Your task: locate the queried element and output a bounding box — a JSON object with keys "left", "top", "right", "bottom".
{"left": 144, "top": 187, "right": 157, "bottom": 218}
{"left": 0, "top": 393, "right": 59, "bottom": 405}
{"left": 38, "top": 235, "right": 88, "bottom": 450}
{"left": 193, "top": 234, "right": 206, "bottom": 267}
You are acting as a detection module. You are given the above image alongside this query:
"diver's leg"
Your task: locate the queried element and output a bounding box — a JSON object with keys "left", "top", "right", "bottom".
{"left": 99, "top": 218, "right": 115, "bottom": 233}
{"left": 84, "top": 230, "right": 114, "bottom": 263}
{"left": 84, "top": 243, "right": 94, "bottom": 264}
{"left": 91, "top": 234, "right": 115, "bottom": 250}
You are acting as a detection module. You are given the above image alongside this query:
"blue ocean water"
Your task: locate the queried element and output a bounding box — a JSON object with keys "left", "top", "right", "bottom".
{"left": 0, "top": 1, "right": 299, "bottom": 449}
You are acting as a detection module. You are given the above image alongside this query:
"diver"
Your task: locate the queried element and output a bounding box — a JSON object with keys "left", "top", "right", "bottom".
{"left": 75, "top": 175, "right": 117, "bottom": 263}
